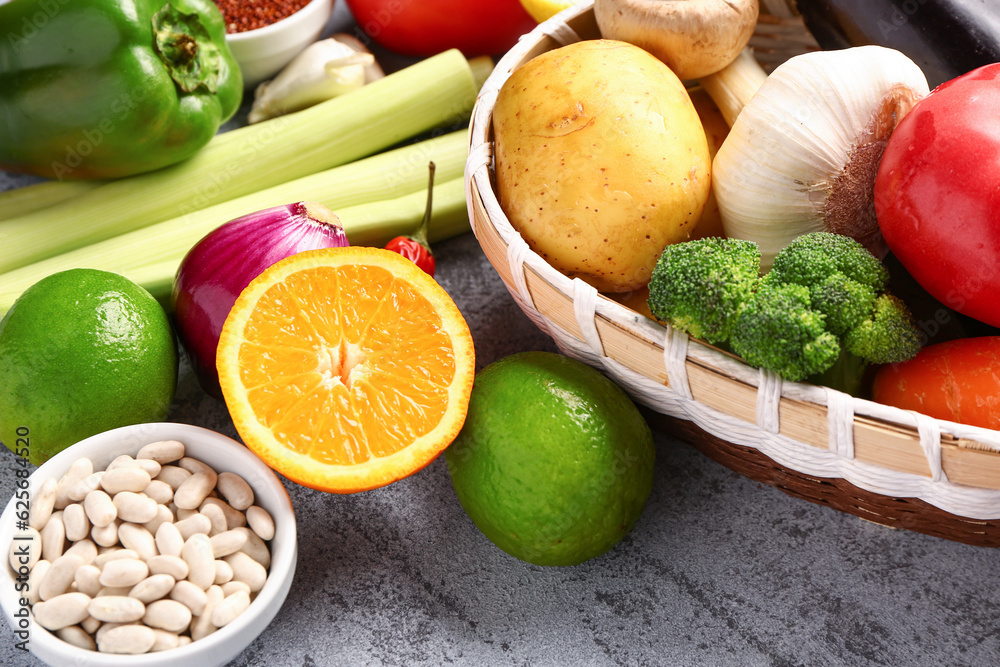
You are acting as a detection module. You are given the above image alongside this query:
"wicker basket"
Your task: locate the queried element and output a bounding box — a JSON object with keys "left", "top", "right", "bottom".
{"left": 464, "top": 1, "right": 1000, "bottom": 547}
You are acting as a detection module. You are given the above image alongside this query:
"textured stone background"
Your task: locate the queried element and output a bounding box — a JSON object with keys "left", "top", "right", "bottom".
{"left": 3, "top": 4, "right": 1000, "bottom": 666}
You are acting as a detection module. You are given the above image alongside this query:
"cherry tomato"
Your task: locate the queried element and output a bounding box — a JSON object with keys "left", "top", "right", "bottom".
{"left": 344, "top": 0, "right": 537, "bottom": 57}
{"left": 874, "top": 63, "right": 1000, "bottom": 328}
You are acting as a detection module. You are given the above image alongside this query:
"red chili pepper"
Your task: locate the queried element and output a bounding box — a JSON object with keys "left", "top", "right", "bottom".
{"left": 385, "top": 162, "right": 437, "bottom": 277}
{"left": 385, "top": 235, "right": 436, "bottom": 276}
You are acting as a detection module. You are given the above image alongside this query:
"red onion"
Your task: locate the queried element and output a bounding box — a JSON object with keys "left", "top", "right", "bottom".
{"left": 172, "top": 201, "right": 349, "bottom": 398}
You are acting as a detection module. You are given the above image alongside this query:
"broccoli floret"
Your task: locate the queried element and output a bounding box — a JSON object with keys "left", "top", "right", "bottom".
{"left": 767, "top": 232, "right": 889, "bottom": 292}
{"left": 646, "top": 237, "right": 760, "bottom": 344}
{"left": 730, "top": 282, "right": 841, "bottom": 381}
{"left": 844, "top": 294, "right": 924, "bottom": 364}
{"left": 809, "top": 273, "right": 878, "bottom": 336}
{"left": 643, "top": 231, "right": 922, "bottom": 394}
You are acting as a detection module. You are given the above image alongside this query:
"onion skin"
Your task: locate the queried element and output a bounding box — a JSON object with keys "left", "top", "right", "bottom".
{"left": 172, "top": 202, "right": 349, "bottom": 398}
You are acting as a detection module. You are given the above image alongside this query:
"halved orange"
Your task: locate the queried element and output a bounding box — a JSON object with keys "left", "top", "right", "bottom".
{"left": 216, "top": 247, "right": 476, "bottom": 493}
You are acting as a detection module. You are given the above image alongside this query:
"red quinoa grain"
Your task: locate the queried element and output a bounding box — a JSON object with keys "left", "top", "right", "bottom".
{"left": 214, "top": 0, "right": 313, "bottom": 33}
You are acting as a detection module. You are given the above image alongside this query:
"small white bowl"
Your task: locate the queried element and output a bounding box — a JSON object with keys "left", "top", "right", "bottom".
{"left": 0, "top": 422, "right": 297, "bottom": 667}
{"left": 226, "top": 0, "right": 335, "bottom": 88}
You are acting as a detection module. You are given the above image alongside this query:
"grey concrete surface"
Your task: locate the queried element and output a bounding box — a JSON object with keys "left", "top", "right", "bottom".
{"left": 3, "top": 4, "right": 1000, "bottom": 666}
{"left": 2, "top": 230, "right": 1000, "bottom": 667}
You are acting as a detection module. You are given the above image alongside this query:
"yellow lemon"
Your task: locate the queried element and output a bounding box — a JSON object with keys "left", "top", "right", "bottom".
{"left": 519, "top": 0, "right": 583, "bottom": 23}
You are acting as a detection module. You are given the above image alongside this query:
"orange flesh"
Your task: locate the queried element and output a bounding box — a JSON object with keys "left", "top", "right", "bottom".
{"left": 235, "top": 264, "right": 456, "bottom": 466}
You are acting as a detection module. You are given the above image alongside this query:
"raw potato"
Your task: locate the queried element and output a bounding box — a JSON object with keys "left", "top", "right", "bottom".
{"left": 493, "top": 39, "right": 711, "bottom": 293}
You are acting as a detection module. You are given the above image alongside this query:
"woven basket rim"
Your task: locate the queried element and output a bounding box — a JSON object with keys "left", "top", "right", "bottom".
{"left": 464, "top": 0, "right": 1000, "bottom": 527}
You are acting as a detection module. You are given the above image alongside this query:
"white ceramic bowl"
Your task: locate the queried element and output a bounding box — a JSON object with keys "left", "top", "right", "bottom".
{"left": 0, "top": 422, "right": 297, "bottom": 667}
{"left": 226, "top": 0, "right": 335, "bottom": 88}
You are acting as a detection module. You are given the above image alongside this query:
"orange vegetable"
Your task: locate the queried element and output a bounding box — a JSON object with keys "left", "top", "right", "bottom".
{"left": 872, "top": 336, "right": 1000, "bottom": 430}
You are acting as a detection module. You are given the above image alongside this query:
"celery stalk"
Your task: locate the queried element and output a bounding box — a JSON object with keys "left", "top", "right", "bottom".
{"left": 336, "top": 177, "right": 470, "bottom": 247}
{"left": 0, "top": 179, "right": 101, "bottom": 221}
{"left": 0, "top": 49, "right": 479, "bottom": 275}
{"left": 0, "top": 135, "right": 470, "bottom": 314}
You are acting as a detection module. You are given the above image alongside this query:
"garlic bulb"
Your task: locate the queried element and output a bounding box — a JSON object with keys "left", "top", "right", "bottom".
{"left": 248, "top": 38, "right": 378, "bottom": 124}
{"left": 712, "top": 46, "right": 929, "bottom": 267}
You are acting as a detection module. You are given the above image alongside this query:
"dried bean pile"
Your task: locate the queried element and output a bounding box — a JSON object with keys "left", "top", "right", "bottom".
{"left": 8, "top": 440, "right": 274, "bottom": 655}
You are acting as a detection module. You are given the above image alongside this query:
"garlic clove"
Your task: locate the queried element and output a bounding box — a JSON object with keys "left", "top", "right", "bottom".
{"left": 248, "top": 38, "right": 379, "bottom": 124}
{"left": 712, "top": 45, "right": 929, "bottom": 267}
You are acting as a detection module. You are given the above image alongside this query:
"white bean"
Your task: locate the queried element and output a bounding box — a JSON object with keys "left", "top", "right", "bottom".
{"left": 90, "top": 519, "right": 120, "bottom": 548}
{"left": 134, "top": 458, "right": 162, "bottom": 479}
{"left": 246, "top": 505, "right": 275, "bottom": 541}
{"left": 234, "top": 527, "right": 270, "bottom": 569}
{"left": 201, "top": 502, "right": 228, "bottom": 536}
{"left": 190, "top": 585, "right": 224, "bottom": 641}
{"left": 146, "top": 555, "right": 189, "bottom": 581}
{"left": 100, "top": 467, "right": 151, "bottom": 495}
{"left": 129, "top": 574, "right": 176, "bottom": 603}
{"left": 175, "top": 513, "right": 212, "bottom": 541}
{"left": 155, "top": 465, "right": 192, "bottom": 491}
{"left": 170, "top": 579, "right": 208, "bottom": 616}
{"left": 210, "top": 529, "right": 248, "bottom": 559}
{"left": 117, "top": 523, "right": 157, "bottom": 561}
{"left": 97, "top": 624, "right": 156, "bottom": 654}
{"left": 155, "top": 522, "right": 184, "bottom": 558}
{"left": 143, "top": 480, "right": 174, "bottom": 505}
{"left": 83, "top": 490, "right": 116, "bottom": 528}
{"left": 62, "top": 503, "right": 91, "bottom": 542}
{"left": 8, "top": 526, "right": 41, "bottom": 572}
{"left": 212, "top": 590, "right": 251, "bottom": 628}
{"left": 96, "top": 586, "right": 133, "bottom": 597}
{"left": 40, "top": 512, "right": 66, "bottom": 562}
{"left": 63, "top": 537, "right": 97, "bottom": 565}
{"left": 38, "top": 553, "right": 83, "bottom": 601}
{"left": 143, "top": 599, "right": 192, "bottom": 633}
{"left": 88, "top": 595, "right": 146, "bottom": 623}
{"left": 174, "top": 472, "right": 216, "bottom": 510}
{"left": 224, "top": 551, "right": 267, "bottom": 593}
{"left": 26, "top": 559, "right": 51, "bottom": 605}
{"left": 32, "top": 592, "right": 91, "bottom": 630}
{"left": 142, "top": 504, "right": 175, "bottom": 535}
{"left": 57, "top": 624, "right": 97, "bottom": 651}
{"left": 68, "top": 471, "right": 103, "bottom": 502}
{"left": 29, "top": 478, "right": 58, "bottom": 531}
{"left": 138, "top": 440, "right": 185, "bottom": 464}
{"left": 107, "top": 454, "right": 138, "bottom": 469}
{"left": 94, "top": 548, "right": 138, "bottom": 568}
{"left": 220, "top": 580, "right": 251, "bottom": 598}
{"left": 113, "top": 492, "right": 158, "bottom": 524}
{"left": 201, "top": 497, "right": 246, "bottom": 529}
{"left": 74, "top": 563, "right": 103, "bottom": 598}
{"left": 175, "top": 507, "right": 197, "bottom": 521}
{"left": 216, "top": 472, "right": 254, "bottom": 511}
{"left": 182, "top": 534, "right": 215, "bottom": 590}
{"left": 214, "top": 559, "right": 234, "bottom": 585}
{"left": 177, "top": 457, "right": 216, "bottom": 479}
{"left": 81, "top": 614, "right": 101, "bottom": 635}
{"left": 99, "top": 558, "right": 149, "bottom": 588}
{"left": 55, "top": 458, "right": 93, "bottom": 509}
{"left": 150, "top": 628, "right": 180, "bottom": 652}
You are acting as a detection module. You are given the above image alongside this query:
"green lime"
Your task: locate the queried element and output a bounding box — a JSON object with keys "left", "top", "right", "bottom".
{"left": 445, "top": 351, "right": 655, "bottom": 566}
{"left": 0, "top": 269, "right": 178, "bottom": 465}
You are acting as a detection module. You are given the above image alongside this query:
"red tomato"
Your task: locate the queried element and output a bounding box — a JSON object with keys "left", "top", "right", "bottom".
{"left": 874, "top": 63, "right": 1000, "bottom": 328}
{"left": 872, "top": 337, "right": 1000, "bottom": 430}
{"left": 344, "top": 0, "right": 537, "bottom": 57}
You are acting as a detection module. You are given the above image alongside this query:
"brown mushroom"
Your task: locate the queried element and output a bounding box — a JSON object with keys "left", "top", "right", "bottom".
{"left": 593, "top": 0, "right": 760, "bottom": 81}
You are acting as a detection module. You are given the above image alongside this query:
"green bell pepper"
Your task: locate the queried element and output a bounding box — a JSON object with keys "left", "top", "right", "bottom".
{"left": 0, "top": 0, "right": 243, "bottom": 180}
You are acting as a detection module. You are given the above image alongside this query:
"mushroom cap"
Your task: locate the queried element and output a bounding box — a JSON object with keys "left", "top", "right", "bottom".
{"left": 594, "top": 0, "right": 760, "bottom": 80}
